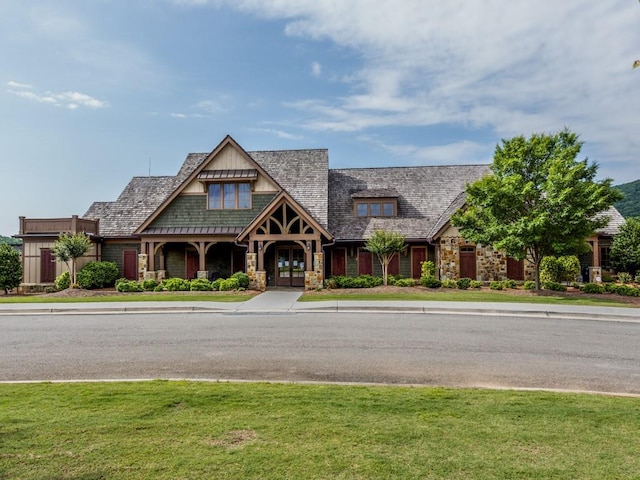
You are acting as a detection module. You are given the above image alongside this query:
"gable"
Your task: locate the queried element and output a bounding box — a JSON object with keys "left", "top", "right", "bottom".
{"left": 181, "top": 144, "right": 279, "bottom": 194}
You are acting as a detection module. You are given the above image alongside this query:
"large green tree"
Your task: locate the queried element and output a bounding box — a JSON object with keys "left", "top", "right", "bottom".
{"left": 364, "top": 230, "right": 406, "bottom": 286}
{"left": 52, "top": 233, "right": 92, "bottom": 287}
{"left": 610, "top": 217, "right": 640, "bottom": 276}
{"left": 0, "top": 243, "right": 22, "bottom": 294}
{"left": 451, "top": 129, "right": 622, "bottom": 290}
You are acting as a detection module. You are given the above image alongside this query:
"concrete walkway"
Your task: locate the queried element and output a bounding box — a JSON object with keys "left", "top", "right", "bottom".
{"left": 0, "top": 292, "right": 639, "bottom": 321}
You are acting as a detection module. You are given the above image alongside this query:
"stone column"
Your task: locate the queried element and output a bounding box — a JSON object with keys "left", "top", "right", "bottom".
{"left": 589, "top": 266, "right": 602, "bottom": 283}
{"left": 138, "top": 254, "right": 148, "bottom": 281}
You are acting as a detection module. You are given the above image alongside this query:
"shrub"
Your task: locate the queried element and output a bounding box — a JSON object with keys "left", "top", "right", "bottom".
{"left": 570, "top": 282, "right": 582, "bottom": 289}
{"left": 581, "top": 283, "right": 605, "bottom": 294}
{"left": 394, "top": 278, "right": 415, "bottom": 287}
{"left": 543, "top": 281, "right": 567, "bottom": 292}
{"left": 219, "top": 277, "right": 240, "bottom": 291}
{"left": 162, "top": 278, "right": 191, "bottom": 291}
{"left": 557, "top": 256, "right": 580, "bottom": 283}
{"left": 231, "top": 271, "right": 250, "bottom": 289}
{"left": 420, "top": 261, "right": 436, "bottom": 278}
{"left": 501, "top": 279, "right": 517, "bottom": 289}
{"left": 190, "top": 278, "right": 213, "bottom": 291}
{"left": 523, "top": 280, "right": 536, "bottom": 290}
{"left": 489, "top": 281, "right": 503, "bottom": 290}
{"left": 153, "top": 284, "right": 165, "bottom": 292}
{"left": 387, "top": 274, "right": 405, "bottom": 286}
{"left": 635, "top": 274, "right": 640, "bottom": 284}
{"left": 211, "top": 278, "right": 223, "bottom": 291}
{"left": 617, "top": 272, "right": 632, "bottom": 284}
{"left": 44, "top": 286, "right": 57, "bottom": 294}
{"left": 0, "top": 243, "right": 22, "bottom": 294}
{"left": 55, "top": 271, "right": 71, "bottom": 291}
{"left": 116, "top": 279, "right": 143, "bottom": 292}
{"left": 421, "top": 276, "right": 441, "bottom": 288}
{"left": 330, "top": 275, "right": 383, "bottom": 289}
{"left": 540, "top": 256, "right": 560, "bottom": 284}
{"left": 611, "top": 284, "right": 640, "bottom": 297}
{"left": 76, "top": 261, "right": 119, "bottom": 289}
{"left": 115, "top": 278, "right": 127, "bottom": 288}
{"left": 457, "top": 277, "right": 471, "bottom": 290}
{"left": 142, "top": 278, "right": 159, "bottom": 291}
{"left": 441, "top": 279, "right": 457, "bottom": 289}
{"left": 604, "top": 282, "right": 618, "bottom": 293}
{"left": 470, "top": 280, "right": 483, "bottom": 289}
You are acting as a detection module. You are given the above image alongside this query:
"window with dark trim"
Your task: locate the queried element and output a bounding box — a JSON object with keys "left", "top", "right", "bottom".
{"left": 600, "top": 246, "right": 611, "bottom": 269}
{"left": 208, "top": 182, "right": 251, "bottom": 209}
{"left": 354, "top": 199, "right": 397, "bottom": 217}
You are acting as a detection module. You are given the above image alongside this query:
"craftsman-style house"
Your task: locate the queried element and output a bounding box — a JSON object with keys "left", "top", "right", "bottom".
{"left": 17, "top": 135, "right": 624, "bottom": 291}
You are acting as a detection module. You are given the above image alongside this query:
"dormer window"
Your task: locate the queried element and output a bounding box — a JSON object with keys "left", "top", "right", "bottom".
{"left": 208, "top": 182, "right": 251, "bottom": 209}
{"left": 200, "top": 169, "right": 256, "bottom": 210}
{"left": 351, "top": 188, "right": 399, "bottom": 217}
{"left": 355, "top": 200, "right": 396, "bottom": 217}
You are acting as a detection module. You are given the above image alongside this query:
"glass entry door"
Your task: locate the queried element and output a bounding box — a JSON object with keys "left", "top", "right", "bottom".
{"left": 276, "top": 247, "right": 306, "bottom": 287}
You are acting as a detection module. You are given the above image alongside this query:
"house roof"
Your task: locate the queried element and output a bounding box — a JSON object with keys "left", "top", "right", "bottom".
{"left": 84, "top": 145, "right": 329, "bottom": 237}
{"left": 84, "top": 176, "right": 180, "bottom": 237}
{"left": 595, "top": 206, "right": 626, "bottom": 236}
{"left": 328, "top": 165, "right": 491, "bottom": 240}
{"left": 250, "top": 149, "right": 329, "bottom": 228}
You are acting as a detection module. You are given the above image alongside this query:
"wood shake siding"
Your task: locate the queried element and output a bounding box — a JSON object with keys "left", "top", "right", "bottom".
{"left": 101, "top": 243, "right": 139, "bottom": 276}
{"left": 147, "top": 193, "right": 276, "bottom": 229}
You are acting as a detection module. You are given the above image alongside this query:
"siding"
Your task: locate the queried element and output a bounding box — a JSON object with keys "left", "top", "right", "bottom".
{"left": 102, "top": 243, "right": 139, "bottom": 277}
{"left": 149, "top": 193, "right": 276, "bottom": 229}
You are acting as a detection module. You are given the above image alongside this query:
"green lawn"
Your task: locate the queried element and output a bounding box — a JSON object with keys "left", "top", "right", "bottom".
{"left": 0, "top": 381, "right": 637, "bottom": 479}
{"left": 0, "top": 293, "right": 251, "bottom": 303}
{"left": 300, "top": 289, "right": 636, "bottom": 307}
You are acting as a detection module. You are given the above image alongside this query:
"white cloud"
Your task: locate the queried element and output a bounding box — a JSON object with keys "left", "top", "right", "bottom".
{"left": 203, "top": 0, "right": 639, "bottom": 171}
{"left": 7, "top": 83, "right": 109, "bottom": 109}
{"left": 359, "top": 135, "right": 492, "bottom": 165}
{"left": 311, "top": 61, "right": 321, "bottom": 77}
{"left": 250, "top": 128, "right": 303, "bottom": 140}
{"left": 7, "top": 81, "right": 32, "bottom": 89}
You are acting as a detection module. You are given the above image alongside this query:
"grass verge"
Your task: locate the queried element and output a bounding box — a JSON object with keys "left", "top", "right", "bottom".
{"left": 0, "top": 293, "right": 251, "bottom": 303}
{"left": 300, "top": 289, "right": 635, "bottom": 307}
{"left": 0, "top": 381, "right": 638, "bottom": 479}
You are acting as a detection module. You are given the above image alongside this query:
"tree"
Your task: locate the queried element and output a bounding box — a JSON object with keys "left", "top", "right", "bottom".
{"left": 451, "top": 129, "right": 623, "bottom": 290}
{"left": 0, "top": 243, "right": 22, "bottom": 294}
{"left": 364, "top": 230, "right": 406, "bottom": 286}
{"left": 52, "top": 233, "right": 91, "bottom": 287}
{"left": 610, "top": 217, "right": 640, "bottom": 276}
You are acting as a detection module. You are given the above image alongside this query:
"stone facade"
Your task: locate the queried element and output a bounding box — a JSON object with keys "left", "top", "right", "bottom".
{"left": 439, "top": 226, "right": 535, "bottom": 281}
{"left": 304, "top": 252, "right": 324, "bottom": 290}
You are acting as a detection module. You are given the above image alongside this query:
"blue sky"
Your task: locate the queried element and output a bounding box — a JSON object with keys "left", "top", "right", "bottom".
{"left": 1, "top": 0, "right": 639, "bottom": 236}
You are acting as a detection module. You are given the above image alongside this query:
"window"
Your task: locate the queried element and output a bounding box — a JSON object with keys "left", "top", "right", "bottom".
{"left": 356, "top": 203, "right": 368, "bottom": 217}
{"left": 354, "top": 200, "right": 396, "bottom": 217}
{"left": 600, "top": 246, "right": 611, "bottom": 269}
{"left": 208, "top": 182, "right": 251, "bottom": 209}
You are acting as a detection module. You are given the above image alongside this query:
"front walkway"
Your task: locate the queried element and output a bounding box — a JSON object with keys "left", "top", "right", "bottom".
{"left": 235, "top": 290, "right": 302, "bottom": 312}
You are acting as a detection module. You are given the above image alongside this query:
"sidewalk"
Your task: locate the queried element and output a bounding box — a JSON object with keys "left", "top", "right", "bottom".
{"left": 1, "top": 291, "right": 639, "bottom": 321}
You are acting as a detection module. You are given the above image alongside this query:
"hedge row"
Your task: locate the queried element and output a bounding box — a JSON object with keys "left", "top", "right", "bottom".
{"left": 115, "top": 272, "right": 251, "bottom": 293}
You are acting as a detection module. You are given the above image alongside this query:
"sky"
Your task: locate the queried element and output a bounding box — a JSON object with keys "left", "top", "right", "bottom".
{"left": 1, "top": 0, "right": 639, "bottom": 236}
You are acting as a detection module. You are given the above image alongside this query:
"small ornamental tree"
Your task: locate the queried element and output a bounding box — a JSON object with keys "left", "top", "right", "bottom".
{"left": 0, "top": 243, "right": 22, "bottom": 294}
{"left": 364, "top": 230, "right": 406, "bottom": 286}
{"left": 451, "top": 129, "right": 622, "bottom": 290}
{"left": 610, "top": 217, "right": 640, "bottom": 276}
{"left": 52, "top": 233, "right": 91, "bottom": 287}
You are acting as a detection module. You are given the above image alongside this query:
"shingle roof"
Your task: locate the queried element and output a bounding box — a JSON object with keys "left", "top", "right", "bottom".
{"left": 351, "top": 188, "right": 400, "bottom": 198}
{"left": 595, "top": 206, "right": 626, "bottom": 235}
{"left": 84, "top": 176, "right": 179, "bottom": 237}
{"left": 250, "top": 149, "right": 329, "bottom": 228}
{"left": 83, "top": 149, "right": 329, "bottom": 237}
{"left": 328, "top": 165, "right": 491, "bottom": 240}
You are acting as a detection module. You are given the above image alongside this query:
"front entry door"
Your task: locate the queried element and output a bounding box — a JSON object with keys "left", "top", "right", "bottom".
{"left": 276, "top": 247, "right": 305, "bottom": 287}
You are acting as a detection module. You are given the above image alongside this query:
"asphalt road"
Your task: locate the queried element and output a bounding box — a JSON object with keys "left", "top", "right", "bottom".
{"left": 1, "top": 311, "right": 639, "bottom": 394}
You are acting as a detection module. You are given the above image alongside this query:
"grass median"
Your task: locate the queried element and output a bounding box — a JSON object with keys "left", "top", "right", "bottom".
{"left": 300, "top": 288, "right": 637, "bottom": 307}
{"left": 1, "top": 381, "right": 638, "bottom": 479}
